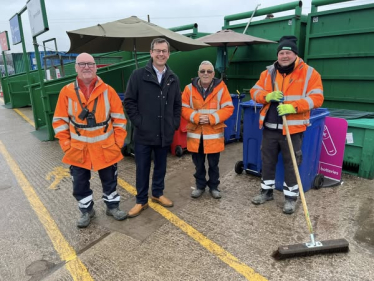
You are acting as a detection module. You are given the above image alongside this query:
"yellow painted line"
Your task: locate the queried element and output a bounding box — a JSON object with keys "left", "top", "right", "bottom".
{"left": 118, "top": 178, "right": 267, "bottom": 281}
{"left": 0, "top": 96, "right": 34, "bottom": 127}
{"left": 46, "top": 167, "right": 71, "bottom": 190}
{"left": 0, "top": 141, "right": 93, "bottom": 281}
{"left": 13, "top": 108, "right": 35, "bottom": 128}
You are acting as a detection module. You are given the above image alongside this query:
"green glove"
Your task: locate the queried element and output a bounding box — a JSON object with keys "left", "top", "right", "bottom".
{"left": 277, "top": 104, "right": 296, "bottom": 116}
{"left": 265, "top": 91, "right": 284, "bottom": 103}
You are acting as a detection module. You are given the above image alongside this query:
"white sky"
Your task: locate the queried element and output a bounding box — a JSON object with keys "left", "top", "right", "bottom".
{"left": 0, "top": 0, "right": 373, "bottom": 54}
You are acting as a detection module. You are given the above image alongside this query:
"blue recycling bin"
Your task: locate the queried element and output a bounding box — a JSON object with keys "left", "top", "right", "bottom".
{"left": 236, "top": 100, "right": 263, "bottom": 176}
{"left": 224, "top": 93, "right": 246, "bottom": 143}
{"left": 235, "top": 100, "right": 329, "bottom": 192}
{"left": 117, "top": 92, "right": 125, "bottom": 101}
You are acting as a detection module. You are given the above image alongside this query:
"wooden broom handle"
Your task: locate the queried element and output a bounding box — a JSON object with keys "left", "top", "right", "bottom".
{"left": 281, "top": 115, "right": 314, "bottom": 234}
{"left": 275, "top": 80, "right": 314, "bottom": 234}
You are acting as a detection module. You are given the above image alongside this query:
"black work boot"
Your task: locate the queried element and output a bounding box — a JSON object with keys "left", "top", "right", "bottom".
{"left": 191, "top": 188, "right": 205, "bottom": 198}
{"left": 209, "top": 189, "right": 222, "bottom": 199}
{"left": 283, "top": 198, "right": 297, "bottom": 214}
{"left": 77, "top": 209, "right": 95, "bottom": 228}
{"left": 106, "top": 207, "right": 127, "bottom": 221}
{"left": 251, "top": 189, "right": 274, "bottom": 205}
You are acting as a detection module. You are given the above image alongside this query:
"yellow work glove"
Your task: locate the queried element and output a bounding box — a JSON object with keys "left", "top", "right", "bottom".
{"left": 265, "top": 91, "right": 284, "bottom": 103}
{"left": 277, "top": 104, "right": 296, "bottom": 116}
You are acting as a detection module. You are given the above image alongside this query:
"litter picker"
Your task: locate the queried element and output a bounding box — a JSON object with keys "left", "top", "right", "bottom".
{"left": 272, "top": 82, "right": 349, "bottom": 260}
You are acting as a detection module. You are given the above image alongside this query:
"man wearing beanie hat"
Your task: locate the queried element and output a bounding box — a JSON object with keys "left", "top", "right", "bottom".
{"left": 250, "top": 35, "right": 324, "bottom": 214}
{"left": 277, "top": 35, "right": 298, "bottom": 55}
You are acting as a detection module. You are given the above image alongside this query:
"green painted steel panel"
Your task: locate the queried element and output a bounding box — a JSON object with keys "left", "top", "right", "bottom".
{"left": 168, "top": 48, "right": 216, "bottom": 87}
{"left": 305, "top": 3, "right": 374, "bottom": 111}
{"left": 1, "top": 72, "right": 36, "bottom": 108}
{"left": 343, "top": 118, "right": 374, "bottom": 179}
{"left": 29, "top": 84, "right": 46, "bottom": 129}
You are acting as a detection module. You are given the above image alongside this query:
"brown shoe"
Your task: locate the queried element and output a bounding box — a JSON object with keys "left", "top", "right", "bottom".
{"left": 151, "top": 195, "right": 173, "bottom": 207}
{"left": 128, "top": 203, "right": 149, "bottom": 218}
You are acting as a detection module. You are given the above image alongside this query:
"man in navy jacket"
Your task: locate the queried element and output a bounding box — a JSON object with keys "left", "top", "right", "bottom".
{"left": 124, "top": 38, "right": 181, "bottom": 217}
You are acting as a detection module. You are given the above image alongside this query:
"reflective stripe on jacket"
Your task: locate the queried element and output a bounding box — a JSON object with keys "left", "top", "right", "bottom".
{"left": 181, "top": 80, "right": 234, "bottom": 153}
{"left": 250, "top": 57, "right": 324, "bottom": 135}
{"left": 53, "top": 77, "right": 127, "bottom": 171}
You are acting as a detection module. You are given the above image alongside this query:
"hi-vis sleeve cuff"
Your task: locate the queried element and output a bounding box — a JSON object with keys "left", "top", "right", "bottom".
{"left": 190, "top": 111, "right": 197, "bottom": 123}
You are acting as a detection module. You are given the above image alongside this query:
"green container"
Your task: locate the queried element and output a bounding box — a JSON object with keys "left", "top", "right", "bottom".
{"left": 1, "top": 73, "right": 34, "bottom": 108}
{"left": 305, "top": 3, "right": 374, "bottom": 111}
{"left": 343, "top": 118, "right": 374, "bottom": 179}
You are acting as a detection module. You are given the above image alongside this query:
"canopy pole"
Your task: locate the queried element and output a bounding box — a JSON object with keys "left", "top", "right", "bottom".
{"left": 221, "top": 43, "right": 227, "bottom": 81}
{"left": 133, "top": 39, "right": 139, "bottom": 69}
{"left": 227, "top": 3, "right": 261, "bottom": 70}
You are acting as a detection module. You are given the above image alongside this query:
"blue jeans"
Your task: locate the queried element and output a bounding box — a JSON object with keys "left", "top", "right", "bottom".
{"left": 134, "top": 143, "right": 169, "bottom": 205}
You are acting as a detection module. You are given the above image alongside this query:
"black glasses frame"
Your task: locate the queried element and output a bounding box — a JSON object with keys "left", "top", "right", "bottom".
{"left": 199, "top": 70, "right": 214, "bottom": 74}
{"left": 76, "top": 62, "right": 96, "bottom": 68}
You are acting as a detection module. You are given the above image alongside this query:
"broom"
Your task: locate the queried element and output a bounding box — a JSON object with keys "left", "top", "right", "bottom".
{"left": 272, "top": 83, "right": 349, "bottom": 260}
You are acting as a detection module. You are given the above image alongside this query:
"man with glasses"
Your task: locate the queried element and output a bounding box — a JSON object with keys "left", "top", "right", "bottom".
{"left": 181, "top": 61, "right": 234, "bottom": 199}
{"left": 53, "top": 52, "right": 128, "bottom": 228}
{"left": 124, "top": 38, "right": 181, "bottom": 217}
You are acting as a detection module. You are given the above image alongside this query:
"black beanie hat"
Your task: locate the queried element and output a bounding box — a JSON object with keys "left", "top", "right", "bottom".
{"left": 277, "top": 35, "right": 298, "bottom": 55}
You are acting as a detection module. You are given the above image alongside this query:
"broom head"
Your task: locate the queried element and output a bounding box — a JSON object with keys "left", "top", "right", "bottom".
{"left": 272, "top": 238, "right": 349, "bottom": 260}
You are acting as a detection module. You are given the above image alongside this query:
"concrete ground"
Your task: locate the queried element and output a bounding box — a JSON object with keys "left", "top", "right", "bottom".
{"left": 0, "top": 99, "right": 373, "bottom": 281}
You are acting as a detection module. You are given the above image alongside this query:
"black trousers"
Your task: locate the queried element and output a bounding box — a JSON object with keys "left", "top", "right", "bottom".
{"left": 134, "top": 143, "right": 169, "bottom": 205}
{"left": 191, "top": 137, "right": 220, "bottom": 191}
{"left": 261, "top": 128, "right": 303, "bottom": 199}
{"left": 70, "top": 164, "right": 120, "bottom": 213}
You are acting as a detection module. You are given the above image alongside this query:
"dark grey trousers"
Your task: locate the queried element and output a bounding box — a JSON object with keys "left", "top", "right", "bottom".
{"left": 261, "top": 128, "right": 303, "bottom": 200}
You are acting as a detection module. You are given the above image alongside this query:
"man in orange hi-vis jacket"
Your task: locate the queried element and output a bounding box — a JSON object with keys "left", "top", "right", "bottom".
{"left": 181, "top": 61, "right": 234, "bottom": 199}
{"left": 53, "top": 53, "right": 127, "bottom": 228}
{"left": 250, "top": 36, "right": 324, "bottom": 214}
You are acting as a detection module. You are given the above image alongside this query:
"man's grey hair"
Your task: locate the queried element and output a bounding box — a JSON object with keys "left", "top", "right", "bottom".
{"left": 199, "top": 60, "right": 214, "bottom": 71}
{"left": 150, "top": 38, "right": 170, "bottom": 52}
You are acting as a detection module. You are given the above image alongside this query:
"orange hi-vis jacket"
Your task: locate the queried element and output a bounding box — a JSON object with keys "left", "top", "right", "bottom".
{"left": 53, "top": 77, "right": 127, "bottom": 171}
{"left": 250, "top": 57, "right": 324, "bottom": 135}
{"left": 181, "top": 79, "right": 234, "bottom": 154}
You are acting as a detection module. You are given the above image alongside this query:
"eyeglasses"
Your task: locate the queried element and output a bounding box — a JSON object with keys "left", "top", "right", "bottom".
{"left": 152, "top": 49, "right": 169, "bottom": 54}
{"left": 76, "top": 62, "right": 96, "bottom": 68}
{"left": 199, "top": 69, "right": 214, "bottom": 74}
